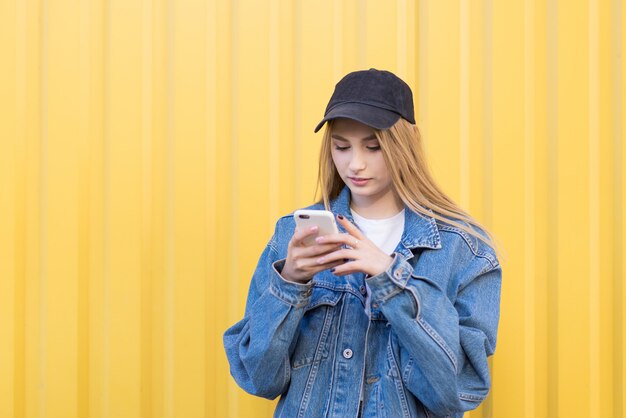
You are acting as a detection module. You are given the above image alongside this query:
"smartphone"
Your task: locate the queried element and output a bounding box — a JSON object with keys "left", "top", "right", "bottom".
{"left": 294, "top": 209, "right": 339, "bottom": 246}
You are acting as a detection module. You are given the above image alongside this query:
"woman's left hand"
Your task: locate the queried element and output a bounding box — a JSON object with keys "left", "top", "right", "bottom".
{"left": 314, "top": 214, "right": 394, "bottom": 277}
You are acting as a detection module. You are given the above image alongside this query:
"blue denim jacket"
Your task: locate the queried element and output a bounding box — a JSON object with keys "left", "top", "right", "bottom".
{"left": 223, "top": 187, "right": 502, "bottom": 418}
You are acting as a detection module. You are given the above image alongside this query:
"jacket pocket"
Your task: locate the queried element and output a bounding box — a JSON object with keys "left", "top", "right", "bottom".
{"left": 291, "top": 286, "right": 341, "bottom": 369}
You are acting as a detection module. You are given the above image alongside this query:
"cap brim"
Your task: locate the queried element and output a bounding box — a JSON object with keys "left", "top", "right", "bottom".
{"left": 313, "top": 102, "right": 402, "bottom": 133}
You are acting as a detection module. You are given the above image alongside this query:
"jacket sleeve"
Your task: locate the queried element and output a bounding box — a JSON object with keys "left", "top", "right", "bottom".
{"left": 222, "top": 225, "right": 313, "bottom": 399}
{"left": 365, "top": 253, "right": 502, "bottom": 416}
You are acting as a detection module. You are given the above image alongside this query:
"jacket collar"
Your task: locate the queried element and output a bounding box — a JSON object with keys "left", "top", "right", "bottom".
{"left": 329, "top": 186, "right": 442, "bottom": 255}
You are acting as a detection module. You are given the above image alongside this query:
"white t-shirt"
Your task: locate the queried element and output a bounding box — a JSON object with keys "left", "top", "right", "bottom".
{"left": 350, "top": 208, "right": 405, "bottom": 255}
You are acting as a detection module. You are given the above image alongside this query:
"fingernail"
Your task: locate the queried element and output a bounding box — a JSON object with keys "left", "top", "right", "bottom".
{"left": 330, "top": 268, "right": 335, "bottom": 273}
{"left": 310, "top": 226, "right": 318, "bottom": 231}
{"left": 337, "top": 214, "right": 344, "bottom": 220}
{"left": 317, "top": 257, "right": 325, "bottom": 264}
{"left": 315, "top": 236, "right": 324, "bottom": 243}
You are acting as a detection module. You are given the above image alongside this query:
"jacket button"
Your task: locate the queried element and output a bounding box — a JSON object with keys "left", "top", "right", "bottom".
{"left": 342, "top": 348, "right": 353, "bottom": 359}
{"left": 304, "top": 288, "right": 312, "bottom": 297}
{"left": 366, "top": 376, "right": 379, "bottom": 384}
{"left": 394, "top": 269, "right": 403, "bottom": 279}
{"left": 359, "top": 285, "right": 367, "bottom": 295}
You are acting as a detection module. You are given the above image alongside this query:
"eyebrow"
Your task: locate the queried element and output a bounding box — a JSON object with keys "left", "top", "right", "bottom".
{"left": 331, "top": 134, "right": 378, "bottom": 142}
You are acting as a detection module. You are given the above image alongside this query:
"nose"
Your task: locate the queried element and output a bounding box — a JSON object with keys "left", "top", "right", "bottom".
{"left": 348, "top": 149, "right": 366, "bottom": 173}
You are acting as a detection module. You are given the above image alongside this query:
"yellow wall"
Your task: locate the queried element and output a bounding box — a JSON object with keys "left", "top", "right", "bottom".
{"left": 1, "top": 0, "right": 624, "bottom": 417}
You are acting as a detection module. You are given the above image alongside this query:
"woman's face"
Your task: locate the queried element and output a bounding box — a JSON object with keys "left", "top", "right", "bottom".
{"left": 330, "top": 118, "right": 395, "bottom": 207}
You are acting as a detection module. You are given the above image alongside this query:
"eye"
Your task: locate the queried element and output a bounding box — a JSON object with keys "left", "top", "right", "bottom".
{"left": 334, "top": 145, "right": 350, "bottom": 151}
{"left": 366, "top": 146, "right": 381, "bottom": 151}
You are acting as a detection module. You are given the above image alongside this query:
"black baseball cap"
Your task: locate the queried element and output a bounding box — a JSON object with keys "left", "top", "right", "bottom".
{"left": 314, "top": 68, "right": 415, "bottom": 133}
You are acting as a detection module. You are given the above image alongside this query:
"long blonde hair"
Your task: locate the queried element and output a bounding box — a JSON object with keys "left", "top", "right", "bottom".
{"left": 316, "top": 118, "right": 505, "bottom": 261}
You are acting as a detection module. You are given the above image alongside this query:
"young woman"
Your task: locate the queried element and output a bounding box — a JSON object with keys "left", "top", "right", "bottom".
{"left": 224, "top": 69, "right": 502, "bottom": 418}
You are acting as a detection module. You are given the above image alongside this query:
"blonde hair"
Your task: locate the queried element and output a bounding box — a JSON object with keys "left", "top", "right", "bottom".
{"left": 316, "top": 118, "right": 505, "bottom": 262}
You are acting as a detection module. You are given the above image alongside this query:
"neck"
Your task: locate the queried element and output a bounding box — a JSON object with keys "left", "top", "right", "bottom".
{"left": 350, "top": 189, "right": 404, "bottom": 219}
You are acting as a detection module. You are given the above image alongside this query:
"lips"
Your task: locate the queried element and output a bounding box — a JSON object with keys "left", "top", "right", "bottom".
{"left": 349, "top": 177, "right": 371, "bottom": 186}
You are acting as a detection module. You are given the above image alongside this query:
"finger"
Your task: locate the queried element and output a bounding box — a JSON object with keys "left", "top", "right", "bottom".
{"left": 291, "top": 226, "right": 319, "bottom": 247}
{"left": 336, "top": 214, "right": 365, "bottom": 239}
{"left": 296, "top": 258, "right": 346, "bottom": 276}
{"left": 297, "top": 242, "right": 343, "bottom": 258}
{"left": 317, "top": 259, "right": 346, "bottom": 272}
{"left": 330, "top": 260, "right": 361, "bottom": 276}
{"left": 324, "top": 260, "right": 346, "bottom": 274}
{"left": 315, "top": 248, "right": 355, "bottom": 265}
{"left": 313, "top": 233, "right": 356, "bottom": 247}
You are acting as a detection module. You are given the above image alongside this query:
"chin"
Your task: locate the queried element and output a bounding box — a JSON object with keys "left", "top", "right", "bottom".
{"left": 348, "top": 187, "right": 376, "bottom": 198}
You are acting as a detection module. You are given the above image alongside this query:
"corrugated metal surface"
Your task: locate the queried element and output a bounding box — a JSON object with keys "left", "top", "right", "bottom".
{"left": 0, "top": 0, "right": 624, "bottom": 417}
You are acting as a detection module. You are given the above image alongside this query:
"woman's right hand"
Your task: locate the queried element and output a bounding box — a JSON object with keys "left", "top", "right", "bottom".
{"left": 280, "top": 226, "right": 345, "bottom": 284}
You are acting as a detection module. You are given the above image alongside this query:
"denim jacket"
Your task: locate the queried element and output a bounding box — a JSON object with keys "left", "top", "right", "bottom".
{"left": 223, "top": 187, "right": 502, "bottom": 418}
